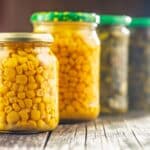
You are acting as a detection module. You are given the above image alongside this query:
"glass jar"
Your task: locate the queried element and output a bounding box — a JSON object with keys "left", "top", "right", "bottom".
{"left": 31, "top": 12, "right": 100, "bottom": 121}
{"left": 98, "top": 15, "right": 131, "bottom": 113}
{"left": 0, "top": 33, "right": 59, "bottom": 132}
{"left": 129, "top": 18, "right": 150, "bottom": 110}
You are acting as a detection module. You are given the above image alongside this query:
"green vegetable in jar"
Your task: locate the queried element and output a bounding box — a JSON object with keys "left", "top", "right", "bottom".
{"left": 98, "top": 15, "right": 131, "bottom": 113}
{"left": 129, "top": 17, "right": 150, "bottom": 110}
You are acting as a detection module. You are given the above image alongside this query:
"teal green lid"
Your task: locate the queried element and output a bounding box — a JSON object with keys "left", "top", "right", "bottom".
{"left": 30, "top": 11, "right": 99, "bottom": 23}
{"left": 129, "top": 17, "right": 150, "bottom": 27}
{"left": 99, "top": 15, "right": 131, "bottom": 26}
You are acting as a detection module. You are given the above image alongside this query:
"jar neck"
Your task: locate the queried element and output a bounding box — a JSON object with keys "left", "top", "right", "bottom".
{"left": 0, "top": 42, "right": 50, "bottom": 47}
{"left": 99, "top": 25, "right": 130, "bottom": 36}
{"left": 33, "top": 22, "right": 97, "bottom": 32}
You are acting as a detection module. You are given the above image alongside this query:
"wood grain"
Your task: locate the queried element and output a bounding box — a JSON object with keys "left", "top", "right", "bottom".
{"left": 0, "top": 132, "right": 48, "bottom": 150}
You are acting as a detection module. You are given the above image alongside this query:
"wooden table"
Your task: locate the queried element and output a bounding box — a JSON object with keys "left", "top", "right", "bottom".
{"left": 0, "top": 111, "right": 149, "bottom": 150}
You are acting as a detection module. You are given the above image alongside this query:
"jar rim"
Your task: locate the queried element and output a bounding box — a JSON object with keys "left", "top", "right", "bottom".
{"left": 30, "top": 11, "right": 100, "bottom": 24}
{"left": 129, "top": 17, "right": 150, "bottom": 27}
{"left": 99, "top": 15, "right": 132, "bottom": 26}
{"left": 0, "top": 33, "right": 53, "bottom": 42}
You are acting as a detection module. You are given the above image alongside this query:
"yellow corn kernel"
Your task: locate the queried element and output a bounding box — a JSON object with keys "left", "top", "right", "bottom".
{"left": 25, "top": 70, "right": 36, "bottom": 76}
{"left": 21, "top": 63, "right": 28, "bottom": 71}
{"left": 41, "top": 81, "right": 49, "bottom": 89}
{"left": 12, "top": 103, "right": 20, "bottom": 112}
{"left": 28, "top": 55, "right": 39, "bottom": 67}
{"left": 0, "top": 123, "right": 5, "bottom": 130}
{"left": 3, "top": 58, "right": 17, "bottom": 68}
{"left": 36, "top": 74, "right": 44, "bottom": 83}
{"left": 37, "top": 66, "right": 43, "bottom": 74}
{"left": 0, "top": 103, "right": 4, "bottom": 111}
{"left": 46, "top": 104, "right": 53, "bottom": 113}
{"left": 18, "top": 85, "right": 24, "bottom": 92}
{"left": 9, "top": 97, "right": 17, "bottom": 104}
{"left": 41, "top": 110, "right": 46, "bottom": 119}
{"left": 39, "top": 102, "right": 45, "bottom": 111}
{"left": 32, "top": 104, "right": 38, "bottom": 110}
{"left": 46, "top": 118, "right": 57, "bottom": 129}
{"left": 16, "top": 75, "right": 27, "bottom": 84}
{"left": 28, "top": 54, "right": 36, "bottom": 61}
{"left": 28, "top": 83, "right": 38, "bottom": 90}
{"left": 37, "top": 120, "right": 48, "bottom": 129}
{"left": 36, "top": 89, "right": 44, "bottom": 97}
{"left": 18, "top": 100, "right": 25, "bottom": 108}
{"left": 24, "top": 99, "right": 32, "bottom": 108}
{"left": 28, "top": 76, "right": 35, "bottom": 83}
{"left": 31, "top": 110, "right": 40, "bottom": 121}
{"left": 16, "top": 66, "right": 23, "bottom": 74}
{"left": 3, "top": 98, "right": 9, "bottom": 106}
{"left": 3, "top": 81, "right": 12, "bottom": 88}
{"left": 18, "top": 50, "right": 27, "bottom": 56}
{"left": 7, "top": 91, "right": 15, "bottom": 97}
{"left": 43, "top": 72, "right": 49, "bottom": 79}
{"left": 4, "top": 68, "right": 16, "bottom": 81}
{"left": 11, "top": 83, "right": 18, "bottom": 91}
{"left": 27, "top": 61, "right": 34, "bottom": 71}
{"left": 18, "top": 56, "right": 28, "bottom": 64}
{"left": 4, "top": 106, "right": 12, "bottom": 113}
{"left": 18, "top": 121, "right": 28, "bottom": 128}
{"left": 24, "top": 86, "right": 28, "bottom": 92}
{"left": 17, "top": 92, "right": 25, "bottom": 99}
{"left": 26, "top": 90, "right": 35, "bottom": 98}
{"left": 11, "top": 53, "right": 18, "bottom": 58}
{"left": 43, "top": 94, "right": 53, "bottom": 103}
{"left": 0, "top": 86, "right": 8, "bottom": 94}
{"left": 6, "top": 111, "right": 19, "bottom": 124}
{"left": 34, "top": 97, "right": 42, "bottom": 103}
{"left": 19, "top": 110, "right": 29, "bottom": 121}
{"left": 0, "top": 111, "right": 5, "bottom": 122}
{"left": 28, "top": 120, "right": 37, "bottom": 128}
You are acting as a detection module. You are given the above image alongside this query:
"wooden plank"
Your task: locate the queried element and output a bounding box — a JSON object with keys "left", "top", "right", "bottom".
{"left": 46, "top": 124, "right": 77, "bottom": 150}
{"left": 125, "top": 113, "right": 150, "bottom": 149}
{"left": 102, "top": 116, "right": 142, "bottom": 150}
{"left": 68, "top": 123, "right": 86, "bottom": 150}
{"left": 0, "top": 132, "right": 48, "bottom": 150}
{"left": 85, "top": 121, "right": 101, "bottom": 150}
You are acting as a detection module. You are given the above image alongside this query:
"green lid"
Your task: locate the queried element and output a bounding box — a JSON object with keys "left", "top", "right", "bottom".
{"left": 129, "top": 17, "right": 150, "bottom": 27}
{"left": 100, "top": 15, "right": 131, "bottom": 26}
{"left": 30, "top": 11, "right": 99, "bottom": 23}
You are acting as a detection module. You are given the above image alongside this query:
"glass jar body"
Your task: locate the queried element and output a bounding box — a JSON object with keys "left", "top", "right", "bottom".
{"left": 0, "top": 42, "right": 59, "bottom": 132}
{"left": 98, "top": 25, "right": 130, "bottom": 113}
{"left": 33, "top": 22, "right": 100, "bottom": 121}
{"left": 129, "top": 27, "right": 150, "bottom": 110}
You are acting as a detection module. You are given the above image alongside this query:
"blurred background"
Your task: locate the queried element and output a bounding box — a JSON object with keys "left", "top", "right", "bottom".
{"left": 0, "top": 0, "right": 149, "bottom": 32}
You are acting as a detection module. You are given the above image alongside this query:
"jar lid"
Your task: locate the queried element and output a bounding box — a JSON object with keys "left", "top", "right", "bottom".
{"left": 0, "top": 33, "right": 53, "bottom": 42}
{"left": 30, "top": 11, "right": 99, "bottom": 23}
{"left": 99, "top": 15, "right": 131, "bottom": 26}
{"left": 129, "top": 17, "right": 150, "bottom": 27}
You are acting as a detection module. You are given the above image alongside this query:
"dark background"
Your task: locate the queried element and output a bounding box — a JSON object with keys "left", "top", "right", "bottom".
{"left": 0, "top": 0, "right": 149, "bottom": 32}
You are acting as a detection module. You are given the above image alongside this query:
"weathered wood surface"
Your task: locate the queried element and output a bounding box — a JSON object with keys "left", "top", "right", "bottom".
{"left": 0, "top": 112, "right": 149, "bottom": 150}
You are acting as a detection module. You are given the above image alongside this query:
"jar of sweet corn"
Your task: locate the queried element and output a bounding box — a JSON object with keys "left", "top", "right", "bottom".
{"left": 31, "top": 12, "right": 100, "bottom": 121}
{"left": 98, "top": 15, "right": 131, "bottom": 113}
{"left": 0, "top": 33, "right": 59, "bottom": 132}
{"left": 128, "top": 18, "right": 150, "bottom": 111}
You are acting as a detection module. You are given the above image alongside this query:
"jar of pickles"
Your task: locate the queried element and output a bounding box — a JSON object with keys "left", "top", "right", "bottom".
{"left": 98, "top": 15, "right": 131, "bottom": 113}
{"left": 31, "top": 12, "right": 100, "bottom": 121}
{"left": 129, "top": 18, "right": 150, "bottom": 110}
{"left": 0, "top": 33, "right": 59, "bottom": 132}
